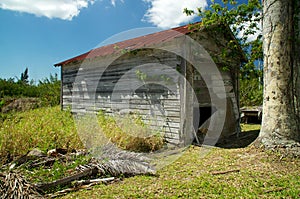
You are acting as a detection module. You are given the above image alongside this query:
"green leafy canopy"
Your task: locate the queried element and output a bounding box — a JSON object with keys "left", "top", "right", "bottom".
{"left": 184, "top": 0, "right": 263, "bottom": 77}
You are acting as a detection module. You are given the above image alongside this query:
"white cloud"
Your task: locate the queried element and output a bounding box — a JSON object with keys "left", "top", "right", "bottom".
{"left": 111, "top": 0, "right": 116, "bottom": 7}
{"left": 241, "top": 22, "right": 262, "bottom": 42}
{"left": 0, "top": 0, "right": 95, "bottom": 20}
{"left": 110, "top": 0, "right": 124, "bottom": 7}
{"left": 143, "top": 0, "right": 207, "bottom": 29}
{"left": 235, "top": 14, "right": 262, "bottom": 42}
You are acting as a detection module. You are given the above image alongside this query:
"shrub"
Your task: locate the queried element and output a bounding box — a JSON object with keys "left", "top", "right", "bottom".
{"left": 37, "top": 74, "right": 61, "bottom": 107}
{"left": 240, "top": 76, "right": 263, "bottom": 107}
{"left": 0, "top": 73, "right": 61, "bottom": 108}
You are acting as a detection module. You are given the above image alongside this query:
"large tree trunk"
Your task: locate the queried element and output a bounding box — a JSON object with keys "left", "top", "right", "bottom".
{"left": 257, "top": 0, "right": 300, "bottom": 148}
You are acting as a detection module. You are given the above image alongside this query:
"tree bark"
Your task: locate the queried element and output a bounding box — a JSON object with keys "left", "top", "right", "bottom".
{"left": 257, "top": 0, "right": 300, "bottom": 147}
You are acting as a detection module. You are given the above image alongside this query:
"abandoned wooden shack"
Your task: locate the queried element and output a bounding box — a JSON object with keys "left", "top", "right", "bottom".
{"left": 54, "top": 23, "right": 245, "bottom": 146}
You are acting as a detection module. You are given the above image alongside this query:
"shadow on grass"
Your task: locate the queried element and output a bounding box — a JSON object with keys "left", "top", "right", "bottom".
{"left": 216, "top": 129, "right": 260, "bottom": 149}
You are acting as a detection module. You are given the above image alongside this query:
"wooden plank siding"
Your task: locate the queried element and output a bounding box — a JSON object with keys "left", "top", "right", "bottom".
{"left": 188, "top": 27, "right": 242, "bottom": 139}
{"left": 59, "top": 26, "right": 244, "bottom": 145}
{"left": 61, "top": 49, "right": 183, "bottom": 144}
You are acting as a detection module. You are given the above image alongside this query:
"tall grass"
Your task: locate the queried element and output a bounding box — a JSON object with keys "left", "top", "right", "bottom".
{"left": 0, "top": 107, "right": 164, "bottom": 161}
{"left": 97, "top": 111, "right": 164, "bottom": 152}
{"left": 0, "top": 106, "right": 83, "bottom": 158}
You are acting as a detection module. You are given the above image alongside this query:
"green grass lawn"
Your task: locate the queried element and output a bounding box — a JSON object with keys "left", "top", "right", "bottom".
{"left": 60, "top": 123, "right": 299, "bottom": 199}
{"left": 60, "top": 145, "right": 300, "bottom": 199}
{"left": 0, "top": 107, "right": 299, "bottom": 198}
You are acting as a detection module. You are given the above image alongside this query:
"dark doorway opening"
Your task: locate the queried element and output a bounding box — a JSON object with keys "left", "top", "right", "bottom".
{"left": 193, "top": 106, "right": 216, "bottom": 130}
{"left": 193, "top": 106, "right": 217, "bottom": 145}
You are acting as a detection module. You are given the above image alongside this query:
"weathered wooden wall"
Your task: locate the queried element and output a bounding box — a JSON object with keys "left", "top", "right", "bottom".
{"left": 188, "top": 26, "right": 242, "bottom": 139}
{"left": 62, "top": 49, "right": 183, "bottom": 144}
{"left": 60, "top": 27, "right": 243, "bottom": 145}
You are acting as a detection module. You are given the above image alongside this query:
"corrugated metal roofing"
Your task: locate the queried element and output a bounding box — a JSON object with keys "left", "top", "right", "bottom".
{"left": 54, "top": 23, "right": 198, "bottom": 67}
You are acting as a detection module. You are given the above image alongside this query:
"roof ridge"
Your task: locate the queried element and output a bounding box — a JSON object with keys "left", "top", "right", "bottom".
{"left": 54, "top": 22, "right": 201, "bottom": 67}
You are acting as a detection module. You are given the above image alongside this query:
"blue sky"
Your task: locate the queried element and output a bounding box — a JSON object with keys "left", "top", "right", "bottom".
{"left": 0, "top": 0, "right": 251, "bottom": 82}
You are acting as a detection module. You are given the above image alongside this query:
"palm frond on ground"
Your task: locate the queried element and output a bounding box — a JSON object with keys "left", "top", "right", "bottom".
{"left": 82, "top": 144, "right": 156, "bottom": 176}
{"left": 0, "top": 171, "right": 43, "bottom": 199}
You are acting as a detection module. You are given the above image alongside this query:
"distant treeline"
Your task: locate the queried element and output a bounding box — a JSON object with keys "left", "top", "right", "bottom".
{"left": 0, "top": 68, "right": 60, "bottom": 107}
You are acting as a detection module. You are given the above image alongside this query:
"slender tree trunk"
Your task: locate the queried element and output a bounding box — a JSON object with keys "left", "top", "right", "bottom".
{"left": 294, "top": 1, "right": 300, "bottom": 135}
{"left": 257, "top": 0, "right": 300, "bottom": 147}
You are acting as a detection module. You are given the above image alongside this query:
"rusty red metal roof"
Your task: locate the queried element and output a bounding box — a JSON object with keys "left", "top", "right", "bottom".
{"left": 54, "top": 23, "right": 199, "bottom": 67}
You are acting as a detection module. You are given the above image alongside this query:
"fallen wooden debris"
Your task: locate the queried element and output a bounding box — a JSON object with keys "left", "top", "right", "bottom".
{"left": 211, "top": 169, "right": 240, "bottom": 175}
{"left": 35, "top": 166, "right": 98, "bottom": 191}
{"left": 47, "top": 148, "right": 68, "bottom": 157}
{"left": 75, "top": 177, "right": 115, "bottom": 186}
{"left": 47, "top": 177, "right": 115, "bottom": 198}
{"left": 28, "top": 157, "right": 56, "bottom": 169}
{"left": 1, "top": 144, "right": 156, "bottom": 198}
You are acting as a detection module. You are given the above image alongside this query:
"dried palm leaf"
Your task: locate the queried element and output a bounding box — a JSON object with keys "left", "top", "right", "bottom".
{"left": 0, "top": 171, "right": 43, "bottom": 199}
{"left": 84, "top": 144, "right": 156, "bottom": 176}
